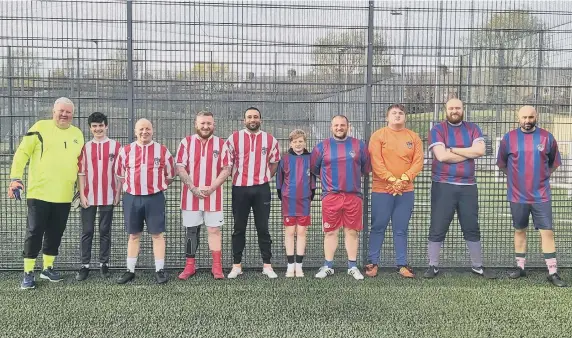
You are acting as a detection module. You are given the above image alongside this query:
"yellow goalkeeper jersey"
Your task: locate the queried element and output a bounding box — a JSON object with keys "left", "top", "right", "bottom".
{"left": 10, "top": 119, "right": 84, "bottom": 203}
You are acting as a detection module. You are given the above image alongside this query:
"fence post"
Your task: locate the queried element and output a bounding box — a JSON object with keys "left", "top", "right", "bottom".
{"left": 361, "top": 0, "right": 374, "bottom": 266}
{"left": 127, "top": 0, "right": 134, "bottom": 140}
{"left": 535, "top": 30, "right": 544, "bottom": 119}
{"left": 8, "top": 46, "right": 14, "bottom": 153}
{"left": 76, "top": 48, "right": 81, "bottom": 122}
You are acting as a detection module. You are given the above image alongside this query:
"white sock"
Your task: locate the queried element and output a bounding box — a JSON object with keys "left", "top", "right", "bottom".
{"left": 126, "top": 257, "right": 137, "bottom": 273}
{"left": 155, "top": 259, "right": 165, "bottom": 272}
{"left": 295, "top": 262, "right": 303, "bottom": 269}
{"left": 287, "top": 263, "right": 295, "bottom": 271}
{"left": 82, "top": 264, "right": 89, "bottom": 268}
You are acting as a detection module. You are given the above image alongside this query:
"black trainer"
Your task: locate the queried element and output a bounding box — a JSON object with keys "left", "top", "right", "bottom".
{"left": 155, "top": 269, "right": 168, "bottom": 284}
{"left": 471, "top": 266, "right": 497, "bottom": 279}
{"left": 117, "top": 270, "right": 135, "bottom": 284}
{"left": 508, "top": 268, "right": 526, "bottom": 279}
{"left": 100, "top": 264, "right": 110, "bottom": 278}
{"left": 423, "top": 266, "right": 439, "bottom": 278}
{"left": 40, "top": 267, "right": 63, "bottom": 282}
{"left": 547, "top": 273, "right": 567, "bottom": 287}
{"left": 76, "top": 266, "right": 90, "bottom": 281}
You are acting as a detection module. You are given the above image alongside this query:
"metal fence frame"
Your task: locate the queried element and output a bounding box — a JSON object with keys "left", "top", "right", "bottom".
{"left": 1, "top": 0, "right": 572, "bottom": 271}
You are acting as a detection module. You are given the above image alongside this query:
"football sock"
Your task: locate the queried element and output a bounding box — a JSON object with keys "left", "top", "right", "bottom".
{"left": 515, "top": 253, "right": 526, "bottom": 270}
{"left": 428, "top": 241, "right": 442, "bottom": 267}
{"left": 287, "top": 255, "right": 295, "bottom": 264}
{"left": 348, "top": 260, "right": 357, "bottom": 269}
{"left": 295, "top": 255, "right": 304, "bottom": 263}
{"left": 324, "top": 260, "right": 333, "bottom": 269}
{"left": 43, "top": 254, "right": 55, "bottom": 270}
{"left": 127, "top": 257, "right": 137, "bottom": 273}
{"left": 24, "top": 258, "right": 36, "bottom": 273}
{"left": 544, "top": 252, "right": 557, "bottom": 275}
{"left": 466, "top": 240, "right": 483, "bottom": 268}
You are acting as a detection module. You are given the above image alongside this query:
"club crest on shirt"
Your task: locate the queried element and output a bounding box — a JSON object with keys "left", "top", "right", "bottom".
{"left": 213, "top": 150, "right": 219, "bottom": 158}
{"left": 537, "top": 144, "right": 545, "bottom": 151}
{"left": 154, "top": 157, "right": 160, "bottom": 166}
{"left": 349, "top": 150, "right": 356, "bottom": 158}
{"left": 261, "top": 146, "right": 267, "bottom": 155}
{"left": 406, "top": 141, "right": 413, "bottom": 149}
{"left": 73, "top": 139, "right": 78, "bottom": 144}
{"left": 109, "top": 153, "right": 115, "bottom": 162}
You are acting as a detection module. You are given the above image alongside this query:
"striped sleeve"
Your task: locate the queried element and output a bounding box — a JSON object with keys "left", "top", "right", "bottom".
{"left": 115, "top": 146, "right": 126, "bottom": 179}
{"left": 77, "top": 145, "right": 87, "bottom": 176}
{"left": 176, "top": 137, "right": 189, "bottom": 167}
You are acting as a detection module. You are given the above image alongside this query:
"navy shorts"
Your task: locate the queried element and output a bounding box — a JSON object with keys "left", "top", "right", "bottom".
{"left": 509, "top": 201, "right": 553, "bottom": 230}
{"left": 123, "top": 192, "right": 166, "bottom": 234}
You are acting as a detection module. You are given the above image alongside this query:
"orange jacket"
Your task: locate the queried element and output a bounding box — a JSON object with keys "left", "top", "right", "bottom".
{"left": 368, "top": 126, "right": 424, "bottom": 194}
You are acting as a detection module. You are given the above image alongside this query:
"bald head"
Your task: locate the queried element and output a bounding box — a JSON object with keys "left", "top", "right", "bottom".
{"left": 135, "top": 118, "right": 154, "bottom": 145}
{"left": 445, "top": 99, "right": 464, "bottom": 124}
{"left": 517, "top": 105, "right": 537, "bottom": 132}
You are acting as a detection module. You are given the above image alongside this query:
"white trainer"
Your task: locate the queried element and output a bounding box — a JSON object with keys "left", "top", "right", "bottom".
{"left": 348, "top": 267, "right": 364, "bottom": 280}
{"left": 285, "top": 268, "right": 295, "bottom": 278}
{"left": 295, "top": 267, "right": 304, "bottom": 278}
{"left": 315, "top": 266, "right": 334, "bottom": 279}
{"left": 227, "top": 266, "right": 243, "bottom": 279}
{"left": 262, "top": 267, "right": 278, "bottom": 279}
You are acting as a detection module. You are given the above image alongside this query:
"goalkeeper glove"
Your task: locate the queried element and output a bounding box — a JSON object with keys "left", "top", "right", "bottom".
{"left": 9, "top": 179, "right": 24, "bottom": 201}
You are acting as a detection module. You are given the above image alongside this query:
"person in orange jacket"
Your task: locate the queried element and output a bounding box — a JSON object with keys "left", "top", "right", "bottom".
{"left": 365, "top": 104, "right": 424, "bottom": 278}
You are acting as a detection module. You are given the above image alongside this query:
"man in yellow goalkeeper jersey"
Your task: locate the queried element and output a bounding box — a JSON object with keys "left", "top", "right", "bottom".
{"left": 7, "top": 97, "right": 84, "bottom": 290}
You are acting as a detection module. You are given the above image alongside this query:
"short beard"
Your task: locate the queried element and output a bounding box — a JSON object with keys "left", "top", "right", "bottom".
{"left": 246, "top": 123, "right": 260, "bottom": 132}
{"left": 446, "top": 114, "right": 463, "bottom": 124}
{"left": 196, "top": 129, "right": 213, "bottom": 139}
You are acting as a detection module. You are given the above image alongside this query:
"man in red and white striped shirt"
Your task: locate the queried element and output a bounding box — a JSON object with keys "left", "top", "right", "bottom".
{"left": 114, "top": 118, "right": 175, "bottom": 285}
{"left": 76, "top": 112, "right": 121, "bottom": 281}
{"left": 175, "top": 111, "right": 232, "bottom": 280}
{"left": 225, "top": 107, "right": 281, "bottom": 279}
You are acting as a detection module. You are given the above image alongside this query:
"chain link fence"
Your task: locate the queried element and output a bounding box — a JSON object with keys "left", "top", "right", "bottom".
{"left": 1, "top": 0, "right": 571, "bottom": 270}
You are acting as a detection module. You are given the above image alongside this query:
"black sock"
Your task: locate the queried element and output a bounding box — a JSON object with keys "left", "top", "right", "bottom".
{"left": 295, "top": 255, "right": 304, "bottom": 263}
{"left": 287, "top": 255, "right": 295, "bottom": 264}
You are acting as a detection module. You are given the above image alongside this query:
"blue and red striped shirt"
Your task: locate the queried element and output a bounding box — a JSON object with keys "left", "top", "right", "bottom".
{"left": 276, "top": 149, "right": 316, "bottom": 217}
{"left": 428, "top": 121, "right": 484, "bottom": 185}
{"left": 310, "top": 137, "right": 371, "bottom": 198}
{"left": 496, "top": 127, "right": 561, "bottom": 203}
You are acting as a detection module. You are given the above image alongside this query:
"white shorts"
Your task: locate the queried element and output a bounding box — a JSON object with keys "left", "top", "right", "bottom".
{"left": 182, "top": 210, "right": 224, "bottom": 228}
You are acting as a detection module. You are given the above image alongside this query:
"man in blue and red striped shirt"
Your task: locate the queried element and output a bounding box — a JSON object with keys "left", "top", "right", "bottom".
{"left": 276, "top": 129, "right": 316, "bottom": 278}
{"left": 496, "top": 105, "right": 566, "bottom": 287}
{"left": 425, "top": 99, "right": 495, "bottom": 279}
{"left": 311, "top": 115, "right": 371, "bottom": 280}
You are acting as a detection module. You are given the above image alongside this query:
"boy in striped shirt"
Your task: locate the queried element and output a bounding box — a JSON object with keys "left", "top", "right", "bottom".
{"left": 175, "top": 111, "right": 232, "bottom": 280}
{"left": 276, "top": 129, "right": 316, "bottom": 278}
{"left": 76, "top": 112, "right": 122, "bottom": 281}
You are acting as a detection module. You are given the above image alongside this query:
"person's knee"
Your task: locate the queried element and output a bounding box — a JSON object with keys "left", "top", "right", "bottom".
{"left": 207, "top": 227, "right": 220, "bottom": 235}
{"left": 129, "top": 233, "right": 141, "bottom": 241}
{"left": 296, "top": 226, "right": 307, "bottom": 236}
{"left": 344, "top": 228, "right": 358, "bottom": 239}
{"left": 151, "top": 233, "right": 164, "bottom": 241}
{"left": 324, "top": 229, "right": 339, "bottom": 239}
{"left": 462, "top": 229, "right": 480, "bottom": 242}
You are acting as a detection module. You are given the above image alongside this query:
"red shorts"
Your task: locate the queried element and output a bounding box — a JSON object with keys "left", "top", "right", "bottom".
{"left": 283, "top": 216, "right": 311, "bottom": 227}
{"left": 321, "top": 193, "right": 363, "bottom": 233}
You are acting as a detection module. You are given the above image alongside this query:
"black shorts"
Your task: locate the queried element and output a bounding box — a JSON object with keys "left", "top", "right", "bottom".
{"left": 509, "top": 201, "right": 552, "bottom": 230}
{"left": 122, "top": 192, "right": 166, "bottom": 235}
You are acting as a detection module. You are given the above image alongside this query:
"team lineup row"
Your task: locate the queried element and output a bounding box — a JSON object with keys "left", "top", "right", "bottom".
{"left": 7, "top": 97, "right": 567, "bottom": 289}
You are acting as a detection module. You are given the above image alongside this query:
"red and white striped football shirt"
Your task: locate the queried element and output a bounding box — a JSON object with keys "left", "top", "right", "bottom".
{"left": 78, "top": 138, "right": 121, "bottom": 206}
{"left": 115, "top": 141, "right": 175, "bottom": 196}
{"left": 176, "top": 135, "right": 231, "bottom": 212}
{"left": 226, "top": 129, "right": 281, "bottom": 187}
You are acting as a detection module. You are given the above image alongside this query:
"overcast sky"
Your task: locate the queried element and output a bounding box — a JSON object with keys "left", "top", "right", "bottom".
{"left": 1, "top": 0, "right": 571, "bottom": 77}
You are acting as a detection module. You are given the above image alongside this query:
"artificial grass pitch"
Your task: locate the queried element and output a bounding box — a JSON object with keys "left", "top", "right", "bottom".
{"left": 0, "top": 268, "right": 570, "bottom": 338}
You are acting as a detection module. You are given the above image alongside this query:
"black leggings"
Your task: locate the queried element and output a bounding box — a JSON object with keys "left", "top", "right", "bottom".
{"left": 23, "top": 199, "right": 71, "bottom": 259}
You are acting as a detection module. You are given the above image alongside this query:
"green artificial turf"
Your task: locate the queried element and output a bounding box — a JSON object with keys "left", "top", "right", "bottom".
{"left": 0, "top": 268, "right": 570, "bottom": 338}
